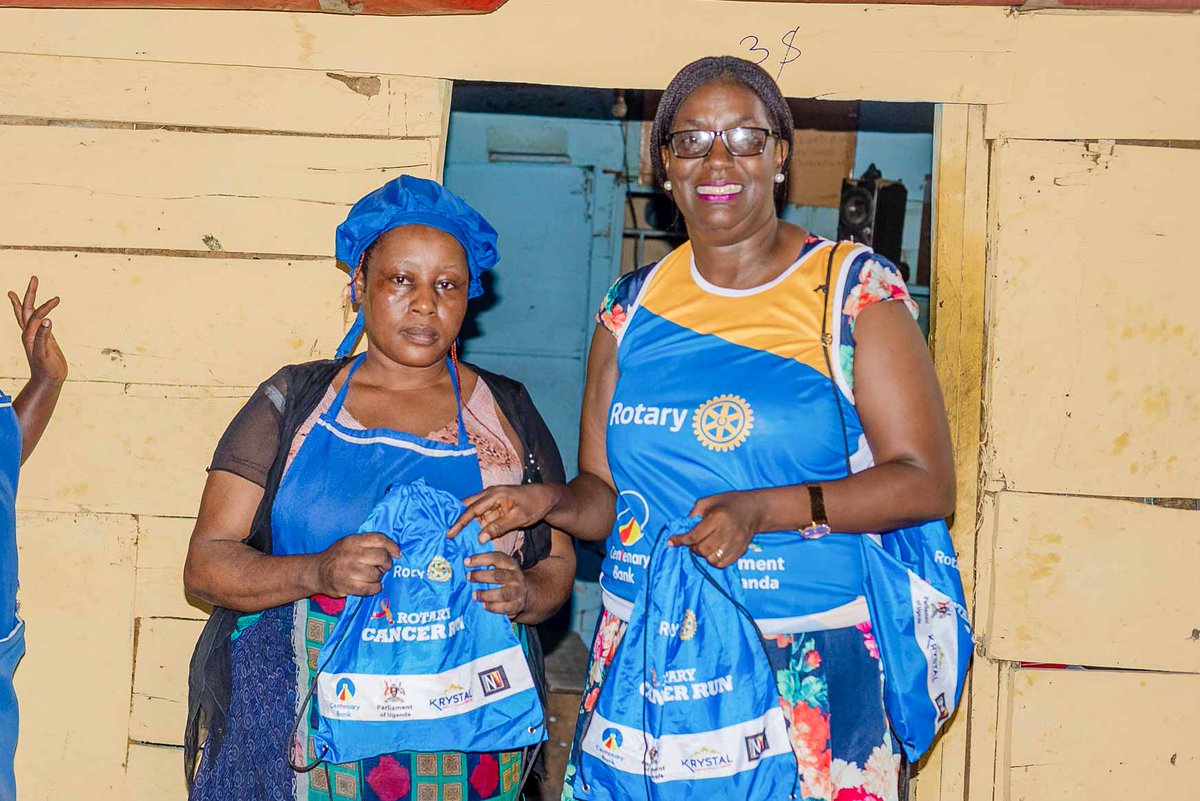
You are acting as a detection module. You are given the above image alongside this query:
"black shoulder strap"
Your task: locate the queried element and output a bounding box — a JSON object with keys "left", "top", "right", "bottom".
{"left": 817, "top": 242, "right": 855, "bottom": 478}
{"left": 244, "top": 358, "right": 348, "bottom": 553}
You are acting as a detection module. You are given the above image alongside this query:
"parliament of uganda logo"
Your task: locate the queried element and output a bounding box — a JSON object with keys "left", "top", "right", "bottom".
{"left": 693, "top": 395, "right": 754, "bottom": 452}
{"left": 427, "top": 556, "right": 452, "bottom": 583}
{"left": 680, "top": 609, "right": 697, "bottom": 642}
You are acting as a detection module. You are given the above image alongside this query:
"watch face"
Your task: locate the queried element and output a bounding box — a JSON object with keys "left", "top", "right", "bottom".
{"left": 800, "top": 524, "right": 831, "bottom": 540}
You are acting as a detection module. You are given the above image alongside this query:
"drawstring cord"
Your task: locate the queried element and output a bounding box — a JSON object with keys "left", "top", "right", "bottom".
{"left": 817, "top": 243, "right": 854, "bottom": 477}
{"left": 286, "top": 606, "right": 356, "bottom": 775}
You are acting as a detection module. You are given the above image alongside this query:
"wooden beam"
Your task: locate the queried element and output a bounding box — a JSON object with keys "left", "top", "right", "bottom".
{"left": 985, "top": 140, "right": 1200, "bottom": 498}
{"left": 986, "top": 491, "right": 1200, "bottom": 673}
{"left": 0, "top": 3, "right": 1015, "bottom": 104}
{"left": 0, "top": 53, "right": 441, "bottom": 136}
{"left": 915, "top": 103, "right": 989, "bottom": 801}
{"left": 0, "top": 251, "right": 346, "bottom": 387}
{"left": 0, "top": 124, "right": 430, "bottom": 254}
{"left": 0, "top": 0, "right": 506, "bottom": 14}
{"left": 1008, "top": 668, "right": 1200, "bottom": 797}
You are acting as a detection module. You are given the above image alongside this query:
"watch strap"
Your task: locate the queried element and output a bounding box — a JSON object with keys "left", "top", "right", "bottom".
{"left": 801, "top": 484, "right": 831, "bottom": 540}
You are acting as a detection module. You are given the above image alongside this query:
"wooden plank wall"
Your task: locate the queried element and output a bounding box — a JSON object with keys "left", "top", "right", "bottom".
{"left": 970, "top": 136, "right": 1200, "bottom": 800}
{"left": 0, "top": 54, "right": 450, "bottom": 799}
{"left": 2, "top": 5, "right": 1200, "bottom": 801}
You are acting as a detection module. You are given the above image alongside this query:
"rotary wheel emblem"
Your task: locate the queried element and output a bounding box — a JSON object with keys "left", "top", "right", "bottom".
{"left": 427, "top": 556, "right": 452, "bottom": 583}
{"left": 680, "top": 609, "right": 697, "bottom": 641}
{"left": 693, "top": 395, "right": 754, "bottom": 452}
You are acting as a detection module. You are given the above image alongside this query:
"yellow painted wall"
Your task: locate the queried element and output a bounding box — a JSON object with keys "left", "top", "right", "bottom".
{"left": 0, "top": 2, "right": 1197, "bottom": 798}
{"left": 0, "top": 54, "right": 451, "bottom": 797}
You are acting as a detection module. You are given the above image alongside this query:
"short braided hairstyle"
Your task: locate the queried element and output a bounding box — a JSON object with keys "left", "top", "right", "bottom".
{"left": 650, "top": 56, "right": 794, "bottom": 199}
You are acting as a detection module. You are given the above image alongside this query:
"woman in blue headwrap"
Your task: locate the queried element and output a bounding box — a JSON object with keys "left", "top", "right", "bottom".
{"left": 183, "top": 176, "right": 574, "bottom": 801}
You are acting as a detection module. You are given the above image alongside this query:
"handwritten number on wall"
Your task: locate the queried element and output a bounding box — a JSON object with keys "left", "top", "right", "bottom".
{"left": 739, "top": 35, "right": 770, "bottom": 66}
{"left": 739, "top": 28, "right": 803, "bottom": 79}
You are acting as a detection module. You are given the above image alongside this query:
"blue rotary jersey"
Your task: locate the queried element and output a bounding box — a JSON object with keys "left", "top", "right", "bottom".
{"left": 597, "top": 236, "right": 918, "bottom": 627}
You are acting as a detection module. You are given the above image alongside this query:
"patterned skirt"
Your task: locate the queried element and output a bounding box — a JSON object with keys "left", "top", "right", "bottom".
{"left": 190, "top": 601, "right": 524, "bottom": 801}
{"left": 560, "top": 609, "right": 900, "bottom": 801}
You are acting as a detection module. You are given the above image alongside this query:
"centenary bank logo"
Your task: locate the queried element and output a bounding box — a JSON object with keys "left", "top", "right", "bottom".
{"left": 679, "top": 609, "right": 698, "bottom": 642}
{"left": 335, "top": 678, "right": 356, "bottom": 701}
{"left": 693, "top": 395, "right": 754, "bottom": 452}
{"left": 745, "top": 731, "right": 769, "bottom": 762}
{"left": 478, "top": 665, "right": 511, "bottom": 697}
{"left": 601, "top": 728, "right": 623, "bottom": 751}
{"left": 616, "top": 490, "right": 650, "bottom": 547}
{"left": 427, "top": 556, "right": 452, "bottom": 583}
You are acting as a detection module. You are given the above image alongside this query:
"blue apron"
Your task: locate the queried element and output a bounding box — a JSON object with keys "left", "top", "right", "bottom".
{"left": 271, "top": 354, "right": 483, "bottom": 559}
{"left": 0, "top": 391, "right": 23, "bottom": 801}
{"left": 268, "top": 354, "right": 487, "bottom": 768}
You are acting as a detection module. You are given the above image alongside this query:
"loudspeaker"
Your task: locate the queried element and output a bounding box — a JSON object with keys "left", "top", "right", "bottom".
{"left": 837, "top": 178, "right": 907, "bottom": 264}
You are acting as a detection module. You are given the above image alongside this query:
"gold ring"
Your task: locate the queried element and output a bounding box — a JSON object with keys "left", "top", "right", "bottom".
{"left": 713, "top": 547, "right": 726, "bottom": 561}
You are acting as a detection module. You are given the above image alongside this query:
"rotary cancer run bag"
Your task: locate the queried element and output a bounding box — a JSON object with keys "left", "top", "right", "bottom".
{"left": 812, "top": 241, "right": 972, "bottom": 762}
{"left": 302, "top": 480, "right": 545, "bottom": 766}
{"left": 574, "top": 517, "right": 798, "bottom": 801}
{"left": 860, "top": 522, "right": 972, "bottom": 762}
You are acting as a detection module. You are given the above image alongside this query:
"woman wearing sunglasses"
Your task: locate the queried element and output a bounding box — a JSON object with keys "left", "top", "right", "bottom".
{"left": 453, "top": 56, "right": 955, "bottom": 800}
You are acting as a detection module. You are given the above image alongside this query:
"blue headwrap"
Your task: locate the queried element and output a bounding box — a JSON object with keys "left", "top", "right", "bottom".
{"left": 333, "top": 175, "right": 499, "bottom": 357}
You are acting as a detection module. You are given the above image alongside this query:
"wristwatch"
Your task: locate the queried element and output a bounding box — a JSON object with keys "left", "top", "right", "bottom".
{"left": 800, "top": 484, "right": 831, "bottom": 540}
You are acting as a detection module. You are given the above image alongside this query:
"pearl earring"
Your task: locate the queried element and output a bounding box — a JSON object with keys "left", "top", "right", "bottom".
{"left": 663, "top": 180, "right": 673, "bottom": 191}
{"left": 774, "top": 173, "right": 786, "bottom": 184}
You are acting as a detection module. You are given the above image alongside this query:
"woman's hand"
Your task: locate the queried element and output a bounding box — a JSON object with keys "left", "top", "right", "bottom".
{"left": 312, "top": 533, "right": 401, "bottom": 598}
{"left": 668, "top": 491, "right": 762, "bottom": 569}
{"left": 9, "top": 276, "right": 67, "bottom": 388}
{"left": 448, "top": 483, "right": 560, "bottom": 544}
{"left": 465, "top": 551, "right": 528, "bottom": 619}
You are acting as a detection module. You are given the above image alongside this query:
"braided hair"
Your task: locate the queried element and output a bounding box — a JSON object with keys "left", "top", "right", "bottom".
{"left": 650, "top": 56, "right": 794, "bottom": 198}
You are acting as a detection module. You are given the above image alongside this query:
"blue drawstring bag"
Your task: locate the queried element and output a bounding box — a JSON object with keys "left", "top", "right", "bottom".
{"left": 574, "top": 517, "right": 798, "bottom": 801}
{"left": 303, "top": 480, "right": 545, "bottom": 765}
{"left": 860, "top": 521, "right": 972, "bottom": 762}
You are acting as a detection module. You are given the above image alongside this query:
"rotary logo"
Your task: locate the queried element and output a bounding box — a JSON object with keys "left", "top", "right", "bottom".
{"left": 680, "top": 609, "right": 697, "bottom": 641}
{"left": 692, "top": 395, "right": 754, "bottom": 452}
{"left": 427, "top": 556, "right": 452, "bottom": 583}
